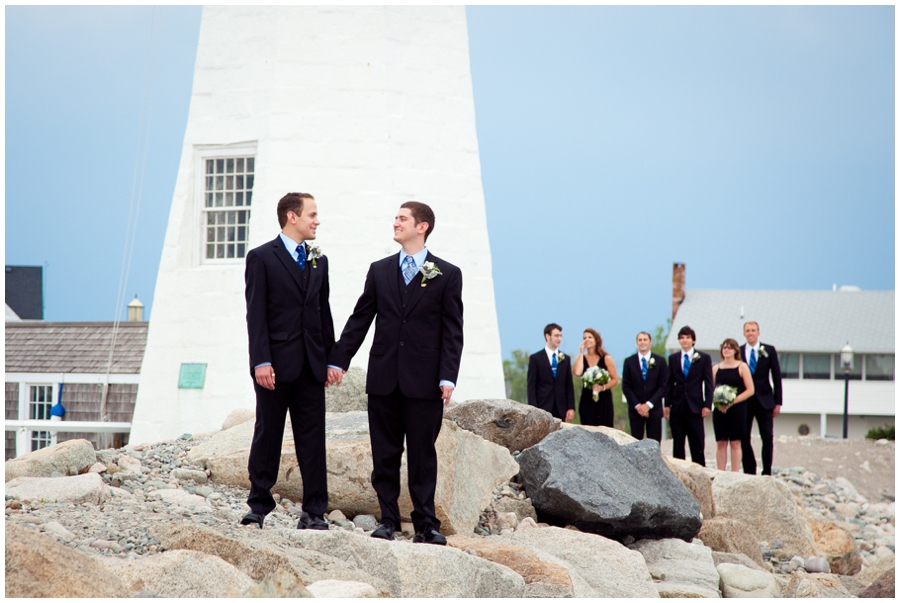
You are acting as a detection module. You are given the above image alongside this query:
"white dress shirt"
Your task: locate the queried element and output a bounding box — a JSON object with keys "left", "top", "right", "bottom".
{"left": 744, "top": 342, "right": 760, "bottom": 362}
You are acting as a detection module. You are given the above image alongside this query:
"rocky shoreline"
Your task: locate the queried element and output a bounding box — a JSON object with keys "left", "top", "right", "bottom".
{"left": 5, "top": 395, "right": 895, "bottom": 598}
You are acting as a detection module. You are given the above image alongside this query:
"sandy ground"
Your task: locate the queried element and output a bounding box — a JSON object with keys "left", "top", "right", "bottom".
{"left": 660, "top": 435, "right": 895, "bottom": 502}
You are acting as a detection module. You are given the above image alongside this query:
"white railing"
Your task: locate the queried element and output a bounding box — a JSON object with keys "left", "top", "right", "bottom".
{"left": 5, "top": 420, "right": 132, "bottom": 433}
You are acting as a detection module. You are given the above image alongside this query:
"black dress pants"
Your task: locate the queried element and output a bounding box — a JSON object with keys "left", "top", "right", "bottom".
{"left": 368, "top": 386, "right": 444, "bottom": 533}
{"left": 246, "top": 359, "right": 327, "bottom": 517}
{"left": 628, "top": 406, "right": 663, "bottom": 443}
{"left": 742, "top": 397, "right": 775, "bottom": 475}
{"left": 669, "top": 404, "right": 706, "bottom": 466}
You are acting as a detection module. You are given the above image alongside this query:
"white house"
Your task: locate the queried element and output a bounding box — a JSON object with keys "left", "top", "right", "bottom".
{"left": 665, "top": 265, "right": 894, "bottom": 439}
{"left": 131, "top": 7, "right": 505, "bottom": 443}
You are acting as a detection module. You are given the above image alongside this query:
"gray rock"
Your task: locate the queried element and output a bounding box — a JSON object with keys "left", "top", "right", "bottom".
{"left": 40, "top": 521, "right": 75, "bottom": 542}
{"left": 805, "top": 556, "right": 831, "bottom": 573}
{"left": 5, "top": 439, "right": 96, "bottom": 482}
{"left": 517, "top": 428, "right": 702, "bottom": 541}
{"left": 716, "top": 563, "right": 781, "bottom": 597}
{"left": 325, "top": 367, "right": 368, "bottom": 412}
{"left": 494, "top": 496, "right": 538, "bottom": 523}
{"left": 629, "top": 538, "right": 720, "bottom": 598}
{"left": 443, "top": 398, "right": 561, "bottom": 453}
{"left": 221, "top": 408, "right": 255, "bottom": 430}
{"left": 6, "top": 473, "right": 109, "bottom": 505}
{"left": 352, "top": 514, "right": 378, "bottom": 531}
{"left": 171, "top": 469, "right": 208, "bottom": 484}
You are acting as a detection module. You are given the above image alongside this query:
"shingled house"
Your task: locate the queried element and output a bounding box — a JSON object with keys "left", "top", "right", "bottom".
{"left": 5, "top": 319, "right": 147, "bottom": 459}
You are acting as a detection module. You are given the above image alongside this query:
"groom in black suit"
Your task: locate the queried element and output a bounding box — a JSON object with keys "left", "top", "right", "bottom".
{"left": 527, "top": 323, "right": 575, "bottom": 422}
{"left": 665, "top": 325, "right": 713, "bottom": 466}
{"left": 621, "top": 331, "right": 669, "bottom": 442}
{"left": 740, "top": 321, "right": 783, "bottom": 475}
{"left": 242, "top": 192, "right": 335, "bottom": 530}
{"left": 328, "top": 201, "right": 463, "bottom": 546}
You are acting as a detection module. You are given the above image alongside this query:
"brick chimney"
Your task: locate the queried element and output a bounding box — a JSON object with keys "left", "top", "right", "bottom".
{"left": 672, "top": 263, "right": 685, "bottom": 319}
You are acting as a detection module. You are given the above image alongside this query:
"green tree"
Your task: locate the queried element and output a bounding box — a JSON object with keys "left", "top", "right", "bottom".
{"left": 503, "top": 349, "right": 530, "bottom": 403}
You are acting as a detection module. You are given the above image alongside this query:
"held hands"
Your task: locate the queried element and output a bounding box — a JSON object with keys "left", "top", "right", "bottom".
{"left": 440, "top": 385, "right": 454, "bottom": 406}
{"left": 255, "top": 365, "right": 276, "bottom": 390}
{"left": 564, "top": 409, "right": 575, "bottom": 422}
{"left": 326, "top": 367, "right": 346, "bottom": 387}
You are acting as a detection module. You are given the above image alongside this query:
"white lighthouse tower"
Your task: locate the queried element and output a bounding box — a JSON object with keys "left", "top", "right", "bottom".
{"left": 131, "top": 6, "right": 505, "bottom": 443}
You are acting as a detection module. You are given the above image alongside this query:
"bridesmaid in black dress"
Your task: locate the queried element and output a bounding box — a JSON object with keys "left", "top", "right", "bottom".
{"left": 572, "top": 328, "right": 619, "bottom": 427}
{"left": 712, "top": 338, "right": 755, "bottom": 471}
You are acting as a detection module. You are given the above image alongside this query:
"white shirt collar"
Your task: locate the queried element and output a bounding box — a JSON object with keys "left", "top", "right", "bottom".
{"left": 682, "top": 348, "right": 695, "bottom": 358}
{"left": 746, "top": 341, "right": 760, "bottom": 354}
{"left": 638, "top": 351, "right": 652, "bottom": 363}
{"left": 545, "top": 346, "right": 559, "bottom": 363}
{"left": 399, "top": 247, "right": 429, "bottom": 270}
{"left": 280, "top": 232, "right": 304, "bottom": 261}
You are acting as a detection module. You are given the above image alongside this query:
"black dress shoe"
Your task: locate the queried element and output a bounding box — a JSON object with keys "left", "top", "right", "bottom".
{"left": 413, "top": 529, "right": 447, "bottom": 545}
{"left": 370, "top": 519, "right": 396, "bottom": 540}
{"left": 297, "top": 512, "right": 329, "bottom": 530}
{"left": 240, "top": 511, "right": 265, "bottom": 529}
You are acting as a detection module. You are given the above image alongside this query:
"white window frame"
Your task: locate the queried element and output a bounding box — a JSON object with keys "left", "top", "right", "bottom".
{"left": 18, "top": 383, "right": 55, "bottom": 454}
{"left": 195, "top": 143, "right": 258, "bottom": 266}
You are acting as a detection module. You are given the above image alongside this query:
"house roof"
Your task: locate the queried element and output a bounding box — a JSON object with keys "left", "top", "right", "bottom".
{"left": 5, "top": 322, "right": 149, "bottom": 374}
{"left": 665, "top": 289, "right": 894, "bottom": 354}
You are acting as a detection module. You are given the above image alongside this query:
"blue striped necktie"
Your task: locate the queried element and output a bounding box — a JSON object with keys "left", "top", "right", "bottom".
{"left": 402, "top": 255, "right": 417, "bottom": 285}
{"left": 641, "top": 357, "right": 648, "bottom": 381}
{"left": 296, "top": 245, "right": 306, "bottom": 270}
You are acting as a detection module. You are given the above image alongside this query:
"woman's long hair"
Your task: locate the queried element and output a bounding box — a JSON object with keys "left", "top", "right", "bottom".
{"left": 720, "top": 338, "right": 742, "bottom": 361}
{"left": 583, "top": 328, "right": 607, "bottom": 359}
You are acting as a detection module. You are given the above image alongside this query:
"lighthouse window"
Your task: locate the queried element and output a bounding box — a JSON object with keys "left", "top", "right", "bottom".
{"left": 202, "top": 154, "right": 255, "bottom": 261}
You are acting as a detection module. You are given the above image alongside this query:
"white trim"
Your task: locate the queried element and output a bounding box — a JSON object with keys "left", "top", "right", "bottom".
{"left": 195, "top": 143, "right": 258, "bottom": 267}
{"left": 5, "top": 373, "right": 141, "bottom": 385}
{"left": 6, "top": 420, "right": 131, "bottom": 433}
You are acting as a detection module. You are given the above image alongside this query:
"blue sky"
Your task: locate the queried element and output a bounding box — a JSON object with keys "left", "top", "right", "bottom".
{"left": 6, "top": 6, "right": 895, "bottom": 364}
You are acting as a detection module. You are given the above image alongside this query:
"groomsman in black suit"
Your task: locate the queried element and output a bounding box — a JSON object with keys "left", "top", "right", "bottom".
{"left": 621, "top": 331, "right": 669, "bottom": 442}
{"left": 242, "top": 192, "right": 335, "bottom": 530}
{"left": 328, "top": 202, "right": 463, "bottom": 546}
{"left": 740, "top": 321, "right": 783, "bottom": 475}
{"left": 527, "top": 324, "right": 575, "bottom": 422}
{"left": 665, "top": 325, "right": 713, "bottom": 466}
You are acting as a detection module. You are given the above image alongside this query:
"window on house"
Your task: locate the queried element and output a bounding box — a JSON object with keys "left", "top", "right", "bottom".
{"left": 802, "top": 354, "right": 831, "bottom": 380}
{"left": 780, "top": 353, "right": 799, "bottom": 379}
{"left": 30, "top": 430, "right": 52, "bottom": 452}
{"left": 865, "top": 354, "right": 895, "bottom": 381}
{"left": 29, "top": 385, "right": 53, "bottom": 420}
{"left": 202, "top": 156, "right": 254, "bottom": 261}
{"left": 833, "top": 353, "right": 862, "bottom": 380}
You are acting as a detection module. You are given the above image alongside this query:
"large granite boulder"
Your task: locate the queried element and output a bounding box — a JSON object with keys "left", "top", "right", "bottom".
{"left": 500, "top": 526, "right": 660, "bottom": 598}
{"left": 716, "top": 563, "right": 781, "bottom": 598}
{"left": 242, "top": 569, "right": 313, "bottom": 598}
{"left": 325, "top": 367, "right": 368, "bottom": 412}
{"left": 221, "top": 408, "right": 255, "bottom": 430}
{"left": 628, "top": 538, "right": 721, "bottom": 598}
{"left": 4, "top": 439, "right": 96, "bottom": 482}
{"left": 516, "top": 428, "right": 702, "bottom": 541}
{"left": 102, "top": 549, "right": 255, "bottom": 597}
{"left": 859, "top": 567, "right": 894, "bottom": 598}
{"left": 280, "top": 529, "right": 526, "bottom": 597}
{"left": 784, "top": 572, "right": 853, "bottom": 598}
{"left": 187, "top": 412, "right": 518, "bottom": 534}
{"left": 6, "top": 473, "right": 109, "bottom": 505}
{"left": 558, "top": 422, "right": 638, "bottom": 445}
{"left": 443, "top": 398, "right": 561, "bottom": 453}
{"left": 807, "top": 517, "right": 863, "bottom": 576}
{"left": 307, "top": 579, "right": 376, "bottom": 598}
{"left": 711, "top": 472, "right": 817, "bottom": 559}
{"left": 448, "top": 534, "right": 574, "bottom": 597}
{"left": 663, "top": 456, "right": 716, "bottom": 519}
{"left": 5, "top": 523, "right": 125, "bottom": 598}
{"left": 697, "top": 517, "right": 765, "bottom": 567}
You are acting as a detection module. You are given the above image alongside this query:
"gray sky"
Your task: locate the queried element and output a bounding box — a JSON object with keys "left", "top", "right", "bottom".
{"left": 6, "top": 6, "right": 895, "bottom": 364}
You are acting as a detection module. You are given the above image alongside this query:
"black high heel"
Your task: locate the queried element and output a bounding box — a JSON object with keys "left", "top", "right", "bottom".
{"left": 240, "top": 511, "right": 265, "bottom": 529}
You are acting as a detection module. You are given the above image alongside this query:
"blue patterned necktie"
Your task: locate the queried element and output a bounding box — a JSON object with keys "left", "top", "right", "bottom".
{"left": 402, "top": 255, "right": 417, "bottom": 285}
{"left": 641, "top": 357, "right": 648, "bottom": 381}
{"left": 749, "top": 348, "right": 757, "bottom": 375}
{"left": 683, "top": 353, "right": 691, "bottom": 378}
{"left": 296, "top": 244, "right": 306, "bottom": 270}
{"left": 551, "top": 352, "right": 558, "bottom": 377}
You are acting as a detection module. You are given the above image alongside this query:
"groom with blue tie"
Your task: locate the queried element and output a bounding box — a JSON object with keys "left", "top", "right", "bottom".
{"left": 740, "top": 321, "right": 782, "bottom": 475}
{"left": 621, "top": 331, "right": 669, "bottom": 442}
{"left": 665, "top": 325, "right": 713, "bottom": 466}
{"left": 527, "top": 323, "right": 575, "bottom": 422}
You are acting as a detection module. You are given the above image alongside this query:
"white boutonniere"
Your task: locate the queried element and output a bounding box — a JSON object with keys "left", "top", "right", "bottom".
{"left": 691, "top": 352, "right": 701, "bottom": 362}
{"left": 419, "top": 261, "right": 442, "bottom": 287}
{"left": 557, "top": 352, "right": 566, "bottom": 362}
{"left": 306, "top": 243, "right": 323, "bottom": 268}
{"left": 759, "top": 345, "right": 768, "bottom": 358}
{"left": 648, "top": 357, "right": 656, "bottom": 369}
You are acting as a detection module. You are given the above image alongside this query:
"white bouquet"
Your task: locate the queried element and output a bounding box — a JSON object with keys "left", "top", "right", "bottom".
{"left": 713, "top": 385, "right": 737, "bottom": 411}
{"left": 582, "top": 366, "right": 610, "bottom": 401}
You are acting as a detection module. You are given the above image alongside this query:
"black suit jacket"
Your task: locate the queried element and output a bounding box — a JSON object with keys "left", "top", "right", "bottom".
{"left": 621, "top": 353, "right": 669, "bottom": 414}
{"left": 245, "top": 236, "right": 335, "bottom": 384}
{"left": 666, "top": 350, "right": 713, "bottom": 415}
{"left": 329, "top": 251, "right": 464, "bottom": 400}
{"left": 527, "top": 351, "right": 575, "bottom": 419}
{"left": 741, "top": 343, "right": 783, "bottom": 410}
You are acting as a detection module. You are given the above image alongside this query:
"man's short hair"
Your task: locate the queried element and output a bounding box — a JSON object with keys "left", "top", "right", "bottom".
{"left": 743, "top": 321, "right": 760, "bottom": 330}
{"left": 277, "top": 192, "right": 314, "bottom": 228}
{"left": 636, "top": 331, "right": 652, "bottom": 341}
{"left": 544, "top": 323, "right": 562, "bottom": 337}
{"left": 677, "top": 325, "right": 696, "bottom": 342}
{"left": 400, "top": 201, "right": 435, "bottom": 241}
